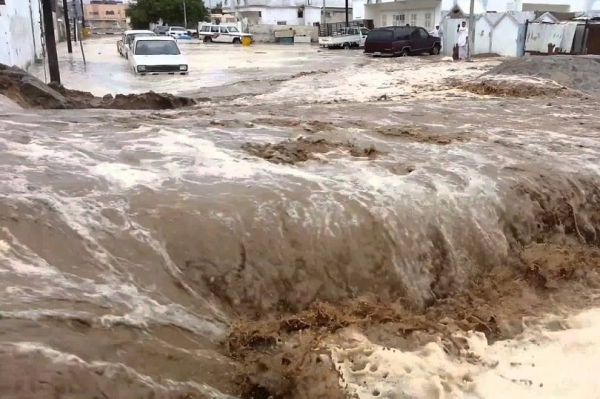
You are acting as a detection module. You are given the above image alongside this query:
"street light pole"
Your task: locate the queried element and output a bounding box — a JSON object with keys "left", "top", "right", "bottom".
{"left": 80, "top": 0, "right": 86, "bottom": 28}
{"left": 183, "top": 0, "right": 187, "bottom": 28}
{"left": 467, "top": 0, "right": 475, "bottom": 60}
{"left": 62, "top": 0, "right": 73, "bottom": 53}
{"left": 41, "top": 0, "right": 61, "bottom": 83}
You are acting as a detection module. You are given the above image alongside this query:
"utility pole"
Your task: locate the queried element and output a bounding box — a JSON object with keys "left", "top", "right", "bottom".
{"left": 41, "top": 0, "right": 61, "bottom": 83}
{"left": 321, "top": 0, "right": 326, "bottom": 29}
{"left": 344, "top": 0, "right": 348, "bottom": 27}
{"left": 72, "top": 1, "right": 78, "bottom": 42}
{"left": 183, "top": 0, "right": 187, "bottom": 28}
{"left": 62, "top": 0, "right": 73, "bottom": 53}
{"left": 467, "top": 0, "right": 475, "bottom": 60}
{"left": 80, "top": 0, "right": 86, "bottom": 28}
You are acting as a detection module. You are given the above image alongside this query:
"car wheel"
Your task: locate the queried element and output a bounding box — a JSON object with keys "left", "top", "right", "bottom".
{"left": 233, "top": 37, "right": 241, "bottom": 44}
{"left": 343, "top": 42, "right": 350, "bottom": 50}
{"left": 203, "top": 36, "right": 212, "bottom": 43}
{"left": 430, "top": 44, "right": 441, "bottom": 55}
{"left": 400, "top": 49, "right": 410, "bottom": 57}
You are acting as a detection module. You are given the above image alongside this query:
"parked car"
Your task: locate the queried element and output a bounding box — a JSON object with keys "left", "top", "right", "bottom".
{"left": 117, "top": 30, "right": 156, "bottom": 59}
{"left": 198, "top": 24, "right": 252, "bottom": 44}
{"left": 153, "top": 26, "right": 169, "bottom": 36}
{"left": 364, "top": 26, "right": 441, "bottom": 57}
{"left": 128, "top": 36, "right": 189, "bottom": 76}
{"left": 167, "top": 26, "right": 188, "bottom": 39}
{"left": 318, "top": 27, "right": 370, "bottom": 49}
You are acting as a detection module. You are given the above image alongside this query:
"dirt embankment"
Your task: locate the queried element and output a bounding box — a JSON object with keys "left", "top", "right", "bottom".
{"left": 0, "top": 63, "right": 196, "bottom": 110}
{"left": 452, "top": 55, "right": 600, "bottom": 98}
{"left": 452, "top": 77, "right": 574, "bottom": 98}
{"left": 241, "top": 138, "right": 381, "bottom": 164}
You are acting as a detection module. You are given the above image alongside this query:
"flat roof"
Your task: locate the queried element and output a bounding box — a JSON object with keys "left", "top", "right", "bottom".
{"left": 124, "top": 30, "right": 155, "bottom": 34}
{"left": 133, "top": 36, "right": 177, "bottom": 41}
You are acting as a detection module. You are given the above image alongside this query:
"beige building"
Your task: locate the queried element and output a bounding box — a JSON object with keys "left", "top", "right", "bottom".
{"left": 83, "top": 1, "right": 129, "bottom": 30}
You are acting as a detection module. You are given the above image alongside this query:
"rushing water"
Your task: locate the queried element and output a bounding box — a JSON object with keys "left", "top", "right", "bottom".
{"left": 3, "top": 49, "right": 600, "bottom": 397}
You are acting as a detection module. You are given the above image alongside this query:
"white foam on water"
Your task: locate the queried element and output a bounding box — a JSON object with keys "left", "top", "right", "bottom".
{"left": 333, "top": 308, "right": 600, "bottom": 399}
{"left": 253, "top": 58, "right": 503, "bottom": 104}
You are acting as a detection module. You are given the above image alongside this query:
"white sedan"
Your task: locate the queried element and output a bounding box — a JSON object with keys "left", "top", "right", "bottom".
{"left": 167, "top": 26, "right": 188, "bottom": 39}
{"left": 129, "top": 36, "right": 189, "bottom": 75}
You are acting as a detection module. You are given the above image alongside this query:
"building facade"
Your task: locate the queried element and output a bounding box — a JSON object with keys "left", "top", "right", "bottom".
{"left": 353, "top": 0, "right": 597, "bottom": 30}
{"left": 83, "top": 0, "right": 128, "bottom": 29}
{"left": 222, "top": 0, "right": 352, "bottom": 26}
{"left": 0, "top": 0, "right": 44, "bottom": 69}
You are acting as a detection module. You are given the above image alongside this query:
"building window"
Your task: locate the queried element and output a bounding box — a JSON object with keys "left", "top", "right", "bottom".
{"left": 297, "top": 9, "right": 303, "bottom": 18}
{"left": 106, "top": 10, "right": 115, "bottom": 15}
{"left": 258, "top": 11, "right": 262, "bottom": 17}
{"left": 392, "top": 14, "right": 404, "bottom": 26}
{"left": 277, "top": 21, "right": 287, "bottom": 25}
{"left": 410, "top": 13, "right": 417, "bottom": 26}
{"left": 424, "top": 12, "right": 431, "bottom": 28}
{"left": 0, "top": 0, "right": 6, "bottom": 5}
{"left": 381, "top": 14, "right": 387, "bottom": 26}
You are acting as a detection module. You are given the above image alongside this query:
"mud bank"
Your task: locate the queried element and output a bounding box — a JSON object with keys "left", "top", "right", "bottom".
{"left": 0, "top": 63, "right": 195, "bottom": 109}
{"left": 482, "top": 55, "right": 600, "bottom": 96}
{"left": 450, "top": 76, "right": 574, "bottom": 98}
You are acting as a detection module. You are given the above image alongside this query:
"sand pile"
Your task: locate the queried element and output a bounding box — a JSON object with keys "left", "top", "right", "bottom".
{"left": 482, "top": 55, "right": 600, "bottom": 96}
{"left": 0, "top": 63, "right": 196, "bottom": 110}
{"left": 451, "top": 55, "right": 600, "bottom": 98}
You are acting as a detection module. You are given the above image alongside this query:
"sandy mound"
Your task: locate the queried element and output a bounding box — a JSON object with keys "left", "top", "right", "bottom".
{"left": 241, "top": 138, "right": 381, "bottom": 164}
{"left": 482, "top": 55, "right": 600, "bottom": 96}
{"left": 0, "top": 63, "right": 196, "bottom": 110}
{"left": 227, "top": 242, "right": 600, "bottom": 399}
{"left": 449, "top": 56, "right": 600, "bottom": 98}
{"left": 452, "top": 76, "right": 573, "bottom": 98}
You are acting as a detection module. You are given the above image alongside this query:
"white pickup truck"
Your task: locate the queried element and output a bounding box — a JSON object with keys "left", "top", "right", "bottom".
{"left": 318, "top": 27, "right": 370, "bottom": 49}
{"left": 129, "top": 36, "right": 189, "bottom": 76}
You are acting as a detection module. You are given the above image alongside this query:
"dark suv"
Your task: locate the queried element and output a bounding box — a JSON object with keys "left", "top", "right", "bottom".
{"left": 364, "top": 26, "right": 441, "bottom": 57}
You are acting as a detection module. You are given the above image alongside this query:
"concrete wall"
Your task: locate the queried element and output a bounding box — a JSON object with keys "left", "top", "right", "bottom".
{"left": 441, "top": 11, "right": 532, "bottom": 57}
{"left": 249, "top": 23, "right": 319, "bottom": 41}
{"left": 0, "top": 0, "right": 44, "bottom": 69}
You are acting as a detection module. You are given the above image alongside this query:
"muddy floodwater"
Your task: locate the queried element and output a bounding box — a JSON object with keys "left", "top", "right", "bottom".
{"left": 3, "top": 39, "right": 600, "bottom": 398}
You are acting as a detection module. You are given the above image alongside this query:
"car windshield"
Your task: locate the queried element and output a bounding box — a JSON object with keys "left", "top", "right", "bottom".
{"left": 135, "top": 40, "right": 181, "bottom": 55}
{"left": 227, "top": 26, "right": 239, "bottom": 32}
{"left": 367, "top": 29, "right": 394, "bottom": 41}
{"left": 127, "top": 33, "right": 154, "bottom": 45}
{"left": 171, "top": 27, "right": 186, "bottom": 31}
{"left": 155, "top": 27, "right": 168, "bottom": 32}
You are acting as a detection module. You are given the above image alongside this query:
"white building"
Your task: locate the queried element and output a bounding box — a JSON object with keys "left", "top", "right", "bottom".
{"left": 222, "top": 0, "right": 352, "bottom": 26}
{"left": 353, "top": 0, "right": 596, "bottom": 30}
{"left": 0, "top": 0, "right": 44, "bottom": 70}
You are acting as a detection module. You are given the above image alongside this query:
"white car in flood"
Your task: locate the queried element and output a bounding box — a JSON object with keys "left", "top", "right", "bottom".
{"left": 167, "top": 26, "right": 188, "bottom": 39}
{"left": 129, "top": 36, "right": 189, "bottom": 76}
{"left": 198, "top": 24, "right": 253, "bottom": 44}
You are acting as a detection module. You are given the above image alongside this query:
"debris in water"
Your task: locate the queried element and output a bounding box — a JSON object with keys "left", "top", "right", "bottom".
{"left": 241, "top": 137, "right": 381, "bottom": 164}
